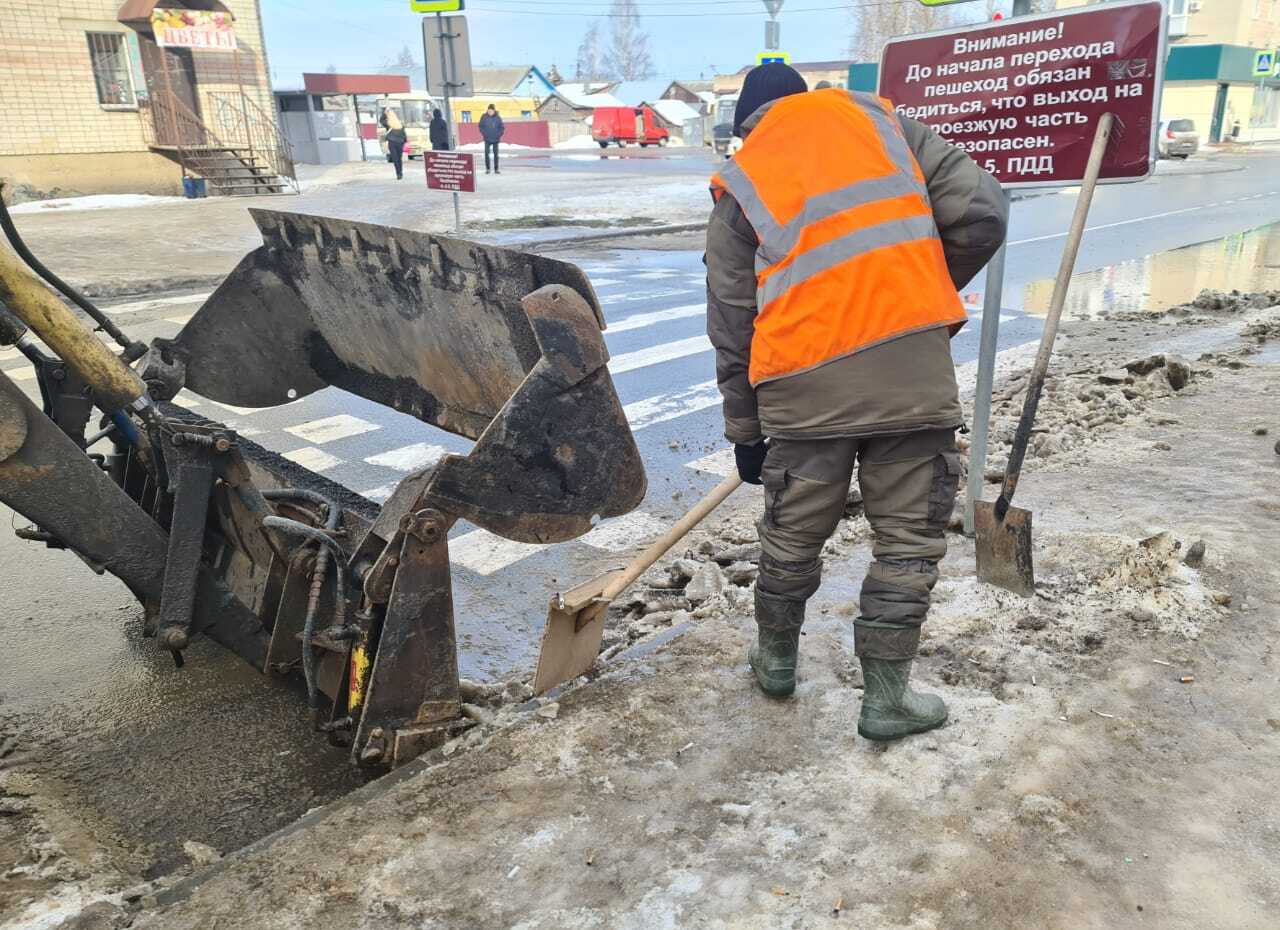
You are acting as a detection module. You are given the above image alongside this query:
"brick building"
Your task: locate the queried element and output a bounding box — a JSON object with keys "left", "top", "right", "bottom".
{"left": 1056, "top": 0, "right": 1280, "bottom": 143}
{"left": 0, "top": 1, "right": 289, "bottom": 199}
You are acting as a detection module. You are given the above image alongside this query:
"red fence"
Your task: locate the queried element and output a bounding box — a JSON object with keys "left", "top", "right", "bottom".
{"left": 457, "top": 121, "right": 551, "bottom": 148}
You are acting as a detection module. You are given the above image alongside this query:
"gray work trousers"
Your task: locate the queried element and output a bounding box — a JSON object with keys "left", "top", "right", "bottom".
{"left": 756, "top": 428, "right": 962, "bottom": 660}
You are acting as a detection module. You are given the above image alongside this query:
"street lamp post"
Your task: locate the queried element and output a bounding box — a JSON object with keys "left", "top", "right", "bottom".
{"left": 763, "top": 0, "right": 783, "bottom": 51}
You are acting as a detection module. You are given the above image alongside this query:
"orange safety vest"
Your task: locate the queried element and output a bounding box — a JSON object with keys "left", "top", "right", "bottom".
{"left": 711, "top": 88, "right": 966, "bottom": 387}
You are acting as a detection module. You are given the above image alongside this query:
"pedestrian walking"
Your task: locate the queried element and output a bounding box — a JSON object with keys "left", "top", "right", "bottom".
{"left": 429, "top": 108, "right": 449, "bottom": 151}
{"left": 705, "top": 64, "right": 1008, "bottom": 740}
{"left": 479, "top": 104, "right": 504, "bottom": 174}
{"left": 381, "top": 107, "right": 407, "bottom": 180}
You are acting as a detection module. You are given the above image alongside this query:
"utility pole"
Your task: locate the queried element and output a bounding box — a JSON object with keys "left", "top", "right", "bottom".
{"left": 763, "top": 0, "right": 783, "bottom": 51}
{"left": 423, "top": 12, "right": 463, "bottom": 232}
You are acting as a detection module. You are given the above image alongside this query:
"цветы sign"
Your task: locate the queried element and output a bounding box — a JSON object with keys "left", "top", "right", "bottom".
{"left": 151, "top": 9, "right": 237, "bottom": 52}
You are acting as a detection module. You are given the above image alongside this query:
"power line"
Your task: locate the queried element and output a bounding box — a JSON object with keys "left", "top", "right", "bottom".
{"left": 372, "top": 0, "right": 834, "bottom": 6}
{"left": 458, "top": 2, "right": 886, "bottom": 16}
{"left": 365, "top": 0, "right": 910, "bottom": 16}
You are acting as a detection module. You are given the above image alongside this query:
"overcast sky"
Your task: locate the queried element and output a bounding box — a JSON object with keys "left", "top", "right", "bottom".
{"left": 258, "top": 0, "right": 990, "bottom": 89}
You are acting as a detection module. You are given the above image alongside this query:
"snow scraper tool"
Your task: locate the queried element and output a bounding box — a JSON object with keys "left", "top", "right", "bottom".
{"left": 534, "top": 471, "right": 742, "bottom": 694}
{"left": 975, "top": 114, "right": 1113, "bottom": 597}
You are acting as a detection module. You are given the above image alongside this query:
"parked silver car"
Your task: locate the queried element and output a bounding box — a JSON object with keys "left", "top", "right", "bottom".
{"left": 1157, "top": 118, "right": 1199, "bottom": 159}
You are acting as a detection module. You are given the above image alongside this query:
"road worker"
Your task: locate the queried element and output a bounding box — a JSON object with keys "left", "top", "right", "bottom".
{"left": 705, "top": 63, "right": 1007, "bottom": 740}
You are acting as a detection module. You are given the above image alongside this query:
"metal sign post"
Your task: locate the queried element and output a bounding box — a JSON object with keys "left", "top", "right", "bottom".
{"left": 762, "top": 0, "right": 783, "bottom": 51}
{"left": 964, "top": 191, "right": 1010, "bottom": 535}
{"left": 422, "top": 12, "right": 473, "bottom": 233}
{"left": 879, "top": 0, "right": 1165, "bottom": 533}
{"left": 968, "top": 0, "right": 1029, "bottom": 535}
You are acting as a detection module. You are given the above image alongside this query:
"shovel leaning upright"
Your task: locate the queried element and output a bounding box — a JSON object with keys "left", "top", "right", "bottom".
{"left": 533, "top": 472, "right": 743, "bottom": 694}
{"left": 974, "top": 113, "right": 1114, "bottom": 597}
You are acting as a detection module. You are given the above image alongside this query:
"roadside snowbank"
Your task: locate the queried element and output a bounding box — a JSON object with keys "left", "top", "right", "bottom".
{"left": 553, "top": 134, "right": 596, "bottom": 149}
{"left": 8, "top": 194, "right": 189, "bottom": 214}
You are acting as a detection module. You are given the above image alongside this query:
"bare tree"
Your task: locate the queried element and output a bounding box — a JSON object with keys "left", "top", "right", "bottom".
{"left": 602, "top": 0, "right": 654, "bottom": 81}
{"left": 846, "top": 1, "right": 954, "bottom": 62}
{"left": 575, "top": 21, "right": 605, "bottom": 81}
{"left": 380, "top": 44, "right": 418, "bottom": 73}
{"left": 325, "top": 63, "right": 338, "bottom": 74}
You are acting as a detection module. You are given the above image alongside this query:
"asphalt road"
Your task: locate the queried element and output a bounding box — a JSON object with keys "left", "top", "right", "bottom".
{"left": 5, "top": 147, "right": 1279, "bottom": 684}
{"left": 2, "top": 145, "right": 1277, "bottom": 877}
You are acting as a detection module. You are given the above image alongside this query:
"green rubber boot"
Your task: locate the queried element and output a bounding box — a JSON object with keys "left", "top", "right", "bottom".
{"left": 748, "top": 589, "right": 804, "bottom": 697}
{"left": 857, "top": 657, "right": 948, "bottom": 741}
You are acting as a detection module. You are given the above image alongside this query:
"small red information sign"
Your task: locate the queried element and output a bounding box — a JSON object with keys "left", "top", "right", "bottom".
{"left": 879, "top": 0, "right": 1165, "bottom": 188}
{"left": 426, "top": 151, "right": 475, "bottom": 193}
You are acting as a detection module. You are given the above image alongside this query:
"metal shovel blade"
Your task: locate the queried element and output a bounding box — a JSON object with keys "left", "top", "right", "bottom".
{"left": 532, "top": 569, "right": 623, "bottom": 695}
{"left": 973, "top": 500, "right": 1035, "bottom": 597}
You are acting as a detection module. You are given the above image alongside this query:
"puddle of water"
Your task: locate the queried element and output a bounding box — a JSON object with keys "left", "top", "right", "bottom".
{"left": 1254, "top": 343, "right": 1280, "bottom": 364}
{"left": 1021, "top": 222, "right": 1280, "bottom": 318}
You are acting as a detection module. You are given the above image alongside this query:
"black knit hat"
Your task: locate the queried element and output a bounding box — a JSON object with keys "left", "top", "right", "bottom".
{"left": 733, "top": 63, "right": 808, "bottom": 137}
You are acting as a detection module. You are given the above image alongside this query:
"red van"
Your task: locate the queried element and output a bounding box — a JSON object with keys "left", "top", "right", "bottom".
{"left": 592, "top": 106, "right": 670, "bottom": 148}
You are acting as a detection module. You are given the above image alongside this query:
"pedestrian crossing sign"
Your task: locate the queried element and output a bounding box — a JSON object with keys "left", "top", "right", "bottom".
{"left": 410, "top": 0, "right": 463, "bottom": 11}
{"left": 757, "top": 52, "right": 791, "bottom": 65}
{"left": 1254, "top": 49, "right": 1277, "bottom": 77}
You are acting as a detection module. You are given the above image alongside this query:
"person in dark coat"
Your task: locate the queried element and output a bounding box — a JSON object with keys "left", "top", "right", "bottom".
{"left": 380, "top": 107, "right": 407, "bottom": 180}
{"left": 478, "top": 104, "right": 505, "bottom": 174}
{"left": 429, "top": 108, "right": 449, "bottom": 151}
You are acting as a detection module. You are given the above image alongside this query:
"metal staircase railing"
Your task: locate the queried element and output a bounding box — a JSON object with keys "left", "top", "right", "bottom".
{"left": 140, "top": 89, "right": 298, "bottom": 195}
{"left": 207, "top": 91, "right": 299, "bottom": 193}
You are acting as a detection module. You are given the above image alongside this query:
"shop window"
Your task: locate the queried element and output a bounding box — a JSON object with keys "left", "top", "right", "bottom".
{"left": 461, "top": 111, "right": 473, "bottom": 123}
{"left": 1251, "top": 84, "right": 1280, "bottom": 128}
{"left": 86, "top": 32, "right": 136, "bottom": 108}
{"left": 521, "top": 110, "right": 532, "bottom": 118}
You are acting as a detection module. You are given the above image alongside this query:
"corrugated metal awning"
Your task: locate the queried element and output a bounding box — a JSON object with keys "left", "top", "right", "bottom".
{"left": 118, "top": 1, "right": 232, "bottom": 23}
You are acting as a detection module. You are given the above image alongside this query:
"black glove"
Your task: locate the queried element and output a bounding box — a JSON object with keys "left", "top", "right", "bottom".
{"left": 734, "top": 441, "right": 768, "bottom": 485}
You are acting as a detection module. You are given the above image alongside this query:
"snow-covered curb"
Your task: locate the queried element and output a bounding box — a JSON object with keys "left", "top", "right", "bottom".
{"left": 8, "top": 194, "right": 190, "bottom": 214}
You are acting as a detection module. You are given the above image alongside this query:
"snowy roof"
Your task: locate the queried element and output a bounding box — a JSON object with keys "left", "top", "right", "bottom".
{"left": 554, "top": 81, "right": 620, "bottom": 106}
{"left": 663, "top": 79, "right": 714, "bottom": 96}
{"left": 583, "top": 93, "right": 626, "bottom": 109}
{"left": 471, "top": 66, "right": 556, "bottom": 97}
{"left": 610, "top": 80, "right": 674, "bottom": 107}
{"left": 539, "top": 89, "right": 625, "bottom": 112}
{"left": 472, "top": 67, "right": 533, "bottom": 94}
{"left": 733, "top": 60, "right": 854, "bottom": 76}
{"left": 650, "top": 99, "right": 700, "bottom": 126}
{"left": 698, "top": 91, "right": 716, "bottom": 105}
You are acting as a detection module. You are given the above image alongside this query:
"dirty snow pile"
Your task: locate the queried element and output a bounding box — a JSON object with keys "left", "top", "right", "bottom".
{"left": 925, "top": 530, "right": 1228, "bottom": 696}
{"left": 963, "top": 348, "right": 1201, "bottom": 486}
{"left": 553, "top": 134, "right": 596, "bottom": 149}
{"left": 1106, "top": 287, "right": 1280, "bottom": 322}
{"left": 1100, "top": 285, "right": 1280, "bottom": 326}
{"left": 967, "top": 287, "right": 1280, "bottom": 484}
{"left": 0, "top": 774, "right": 127, "bottom": 930}
{"left": 0, "top": 770, "right": 235, "bottom": 930}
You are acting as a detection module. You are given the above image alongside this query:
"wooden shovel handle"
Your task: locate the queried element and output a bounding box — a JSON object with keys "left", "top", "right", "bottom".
{"left": 600, "top": 472, "right": 743, "bottom": 601}
{"left": 998, "top": 112, "right": 1114, "bottom": 517}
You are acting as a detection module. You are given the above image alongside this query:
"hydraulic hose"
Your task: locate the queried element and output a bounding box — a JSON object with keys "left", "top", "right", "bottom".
{"left": 0, "top": 186, "right": 145, "bottom": 360}
{"left": 261, "top": 510, "right": 347, "bottom": 715}
{"left": 109, "top": 410, "right": 139, "bottom": 447}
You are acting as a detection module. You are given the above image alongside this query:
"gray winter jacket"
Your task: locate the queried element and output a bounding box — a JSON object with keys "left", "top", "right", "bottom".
{"left": 705, "top": 100, "right": 1008, "bottom": 444}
